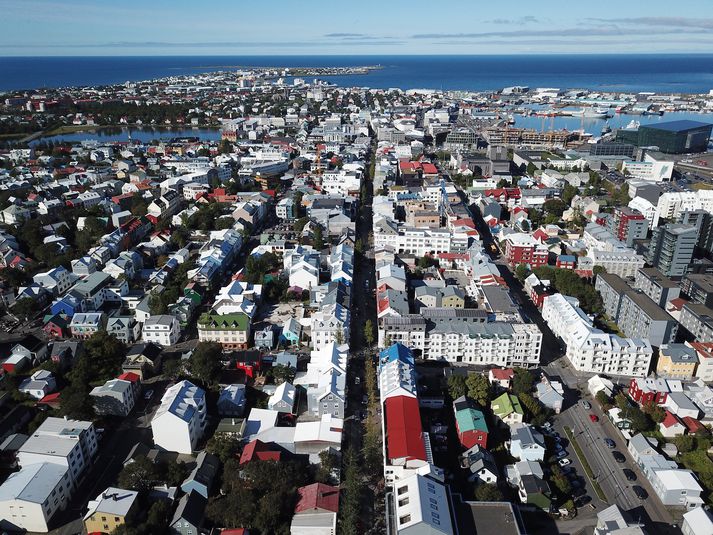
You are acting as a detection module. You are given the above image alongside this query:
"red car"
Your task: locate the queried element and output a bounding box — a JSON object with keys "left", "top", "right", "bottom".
{"left": 589, "top": 414, "right": 599, "bottom": 423}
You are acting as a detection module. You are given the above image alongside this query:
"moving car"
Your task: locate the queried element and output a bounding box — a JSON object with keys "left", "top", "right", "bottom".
{"left": 623, "top": 469, "right": 637, "bottom": 481}
{"left": 612, "top": 451, "right": 626, "bottom": 463}
{"left": 589, "top": 414, "right": 599, "bottom": 423}
{"left": 604, "top": 438, "right": 616, "bottom": 449}
{"left": 633, "top": 486, "right": 648, "bottom": 499}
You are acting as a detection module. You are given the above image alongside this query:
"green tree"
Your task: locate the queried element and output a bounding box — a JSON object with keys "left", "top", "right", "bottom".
{"left": 447, "top": 375, "right": 468, "bottom": 400}
{"left": 512, "top": 367, "right": 536, "bottom": 395}
{"left": 642, "top": 401, "right": 666, "bottom": 424}
{"left": 466, "top": 373, "right": 491, "bottom": 407}
{"left": 11, "top": 297, "right": 36, "bottom": 320}
{"left": 514, "top": 264, "right": 530, "bottom": 283}
{"left": 364, "top": 319, "right": 375, "bottom": 348}
{"left": 339, "top": 450, "right": 363, "bottom": 535}
{"left": 206, "top": 433, "right": 241, "bottom": 463}
{"left": 595, "top": 390, "right": 612, "bottom": 409}
{"left": 526, "top": 163, "right": 537, "bottom": 176}
{"left": 675, "top": 435, "right": 696, "bottom": 454}
{"left": 294, "top": 216, "right": 309, "bottom": 233}
{"left": 271, "top": 364, "right": 295, "bottom": 385}
{"left": 473, "top": 483, "right": 504, "bottom": 502}
{"left": 313, "top": 225, "right": 324, "bottom": 250}
{"left": 117, "top": 456, "right": 162, "bottom": 493}
{"left": 562, "top": 183, "right": 578, "bottom": 205}
{"left": 316, "top": 449, "right": 340, "bottom": 484}
{"left": 188, "top": 342, "right": 223, "bottom": 386}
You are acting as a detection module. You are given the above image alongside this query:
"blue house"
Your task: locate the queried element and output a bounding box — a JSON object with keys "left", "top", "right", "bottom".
{"left": 180, "top": 451, "right": 219, "bottom": 499}
{"left": 279, "top": 317, "right": 302, "bottom": 347}
{"left": 274, "top": 351, "right": 298, "bottom": 368}
{"left": 50, "top": 293, "right": 84, "bottom": 317}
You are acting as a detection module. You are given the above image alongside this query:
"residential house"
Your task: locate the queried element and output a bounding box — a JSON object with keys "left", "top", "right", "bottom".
{"left": 18, "top": 370, "right": 56, "bottom": 400}
{"left": 142, "top": 315, "right": 180, "bottom": 347}
{"left": 197, "top": 312, "right": 251, "bottom": 350}
{"left": 491, "top": 393, "right": 524, "bottom": 427}
{"left": 488, "top": 368, "right": 514, "bottom": 390}
{"left": 90, "top": 375, "right": 140, "bottom": 417}
{"left": 391, "top": 474, "right": 454, "bottom": 535}
{"left": 453, "top": 396, "right": 489, "bottom": 450}
{"left": 280, "top": 317, "right": 303, "bottom": 347}
{"left": 659, "top": 411, "right": 687, "bottom": 438}
{"left": 84, "top": 488, "right": 139, "bottom": 535}
{"left": 181, "top": 451, "right": 219, "bottom": 499}
{"left": 509, "top": 423, "right": 546, "bottom": 462}
{"left": 459, "top": 445, "right": 498, "bottom": 485}
{"left": 657, "top": 344, "right": 699, "bottom": 380}
{"left": 535, "top": 377, "right": 564, "bottom": 414}
{"left": 122, "top": 342, "right": 163, "bottom": 379}
{"left": 682, "top": 507, "right": 713, "bottom": 535}
{"left": 69, "top": 312, "right": 105, "bottom": 339}
{"left": 169, "top": 491, "right": 207, "bottom": 535}
{"left": 268, "top": 382, "right": 297, "bottom": 414}
{"left": 290, "top": 483, "right": 340, "bottom": 535}
{"left": 107, "top": 316, "right": 141, "bottom": 344}
{"left": 217, "top": 384, "right": 247, "bottom": 417}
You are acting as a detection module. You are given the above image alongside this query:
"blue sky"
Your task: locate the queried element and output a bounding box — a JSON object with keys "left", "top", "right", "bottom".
{"left": 1, "top": 0, "right": 713, "bottom": 55}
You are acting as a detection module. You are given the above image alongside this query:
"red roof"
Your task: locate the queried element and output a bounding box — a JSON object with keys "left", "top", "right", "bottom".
{"left": 682, "top": 416, "right": 705, "bottom": 434}
{"left": 661, "top": 411, "right": 683, "bottom": 429}
{"left": 221, "top": 530, "right": 247, "bottom": 535}
{"left": 421, "top": 163, "right": 438, "bottom": 175}
{"left": 384, "top": 396, "right": 426, "bottom": 463}
{"left": 490, "top": 368, "right": 514, "bottom": 381}
{"left": 668, "top": 298, "right": 688, "bottom": 311}
{"left": 689, "top": 342, "right": 713, "bottom": 360}
{"left": 118, "top": 372, "right": 140, "bottom": 383}
{"left": 240, "top": 439, "right": 282, "bottom": 465}
{"left": 295, "top": 483, "right": 340, "bottom": 514}
{"left": 39, "top": 392, "right": 61, "bottom": 404}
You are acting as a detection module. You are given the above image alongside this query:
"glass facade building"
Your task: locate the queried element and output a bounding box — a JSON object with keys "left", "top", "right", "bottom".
{"left": 615, "top": 120, "right": 712, "bottom": 154}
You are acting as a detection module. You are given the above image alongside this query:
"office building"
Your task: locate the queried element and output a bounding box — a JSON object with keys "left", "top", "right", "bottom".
{"left": 616, "top": 120, "right": 713, "bottom": 154}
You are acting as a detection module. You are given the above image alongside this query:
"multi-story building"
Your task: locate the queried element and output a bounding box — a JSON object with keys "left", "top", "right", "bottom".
{"left": 607, "top": 207, "right": 648, "bottom": 247}
{"left": 0, "top": 462, "right": 72, "bottom": 532}
{"left": 503, "top": 233, "right": 549, "bottom": 268}
{"left": 587, "top": 249, "right": 645, "bottom": 278}
{"left": 595, "top": 273, "right": 678, "bottom": 347}
{"left": 633, "top": 267, "right": 680, "bottom": 308}
{"left": 681, "top": 274, "right": 713, "bottom": 308}
{"left": 390, "top": 474, "right": 454, "bottom": 535}
{"left": 645, "top": 223, "right": 698, "bottom": 277}
{"left": 90, "top": 375, "right": 140, "bottom": 417}
{"left": 69, "top": 312, "right": 106, "bottom": 340}
{"left": 425, "top": 322, "right": 542, "bottom": 368}
{"left": 378, "top": 315, "right": 427, "bottom": 349}
{"left": 616, "top": 120, "right": 713, "bottom": 154}
{"left": 276, "top": 197, "right": 295, "bottom": 221}
{"left": 688, "top": 342, "right": 713, "bottom": 382}
{"left": 679, "top": 210, "right": 713, "bottom": 256}
{"left": 656, "top": 344, "right": 699, "bottom": 380}
{"left": 542, "top": 293, "right": 652, "bottom": 377}
{"left": 17, "top": 417, "right": 98, "bottom": 488}
{"left": 151, "top": 380, "right": 207, "bottom": 454}
{"left": 197, "top": 311, "right": 251, "bottom": 350}
{"left": 373, "top": 221, "right": 453, "bottom": 257}
{"left": 141, "top": 315, "right": 180, "bottom": 347}
{"left": 310, "top": 303, "right": 350, "bottom": 351}
{"left": 679, "top": 303, "right": 713, "bottom": 342}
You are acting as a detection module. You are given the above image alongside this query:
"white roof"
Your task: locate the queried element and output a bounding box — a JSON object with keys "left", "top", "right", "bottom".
{"left": 84, "top": 487, "right": 138, "bottom": 519}
{"left": 392, "top": 474, "right": 453, "bottom": 534}
{"left": 244, "top": 408, "right": 279, "bottom": 438}
{"left": 294, "top": 414, "right": 343, "bottom": 445}
{"left": 656, "top": 469, "right": 702, "bottom": 492}
{"left": 683, "top": 507, "right": 713, "bottom": 535}
{"left": 153, "top": 380, "right": 204, "bottom": 424}
{"left": 0, "top": 462, "right": 67, "bottom": 504}
{"left": 269, "top": 382, "right": 296, "bottom": 408}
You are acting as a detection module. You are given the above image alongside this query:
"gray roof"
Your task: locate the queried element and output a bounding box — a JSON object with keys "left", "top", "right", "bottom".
{"left": 660, "top": 344, "right": 699, "bottom": 364}
{"left": 171, "top": 490, "right": 207, "bottom": 527}
{"left": 429, "top": 321, "right": 516, "bottom": 338}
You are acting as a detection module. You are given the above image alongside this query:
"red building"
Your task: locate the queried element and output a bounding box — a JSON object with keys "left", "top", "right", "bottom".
{"left": 240, "top": 439, "right": 283, "bottom": 465}
{"left": 504, "top": 234, "right": 549, "bottom": 268}
{"left": 628, "top": 377, "right": 668, "bottom": 406}
{"left": 384, "top": 395, "right": 427, "bottom": 465}
{"left": 556, "top": 255, "right": 577, "bottom": 270}
{"left": 612, "top": 207, "right": 646, "bottom": 243}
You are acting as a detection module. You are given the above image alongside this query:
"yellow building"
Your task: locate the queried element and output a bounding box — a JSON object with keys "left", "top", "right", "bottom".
{"left": 84, "top": 488, "right": 138, "bottom": 534}
{"left": 656, "top": 344, "right": 699, "bottom": 380}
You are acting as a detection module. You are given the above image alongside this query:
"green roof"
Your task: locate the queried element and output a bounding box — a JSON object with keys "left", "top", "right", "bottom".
{"left": 198, "top": 312, "right": 249, "bottom": 331}
{"left": 491, "top": 392, "right": 524, "bottom": 417}
{"left": 455, "top": 408, "right": 488, "bottom": 433}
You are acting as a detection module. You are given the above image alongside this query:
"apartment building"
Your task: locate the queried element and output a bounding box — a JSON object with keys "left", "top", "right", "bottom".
{"left": 681, "top": 273, "right": 713, "bottom": 308}
{"left": 679, "top": 303, "right": 713, "bottom": 342}
{"left": 542, "top": 293, "right": 652, "bottom": 377}
{"left": 588, "top": 249, "right": 646, "bottom": 278}
{"left": 503, "top": 233, "right": 549, "bottom": 268}
{"left": 151, "top": 380, "right": 207, "bottom": 454}
{"left": 141, "top": 315, "right": 180, "bottom": 347}
{"left": 373, "top": 220, "right": 453, "bottom": 257}
{"left": 656, "top": 344, "right": 699, "bottom": 380}
{"left": 197, "top": 312, "right": 251, "bottom": 350}
{"left": 633, "top": 267, "right": 680, "bottom": 308}
{"left": 645, "top": 223, "right": 698, "bottom": 277}
{"left": 90, "top": 375, "right": 140, "bottom": 417}
{"left": 595, "top": 273, "right": 678, "bottom": 347}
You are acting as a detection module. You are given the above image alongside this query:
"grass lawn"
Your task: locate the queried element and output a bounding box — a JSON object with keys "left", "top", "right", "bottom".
{"left": 564, "top": 426, "right": 608, "bottom": 502}
{"left": 679, "top": 449, "right": 713, "bottom": 505}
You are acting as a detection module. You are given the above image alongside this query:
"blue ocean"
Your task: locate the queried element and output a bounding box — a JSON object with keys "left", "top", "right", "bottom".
{"left": 2, "top": 54, "right": 713, "bottom": 93}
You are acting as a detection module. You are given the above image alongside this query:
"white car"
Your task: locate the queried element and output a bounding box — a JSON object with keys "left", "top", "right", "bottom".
{"left": 558, "top": 458, "right": 572, "bottom": 466}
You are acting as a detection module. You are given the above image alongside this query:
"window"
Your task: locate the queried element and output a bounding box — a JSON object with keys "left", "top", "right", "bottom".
{"left": 399, "top": 515, "right": 411, "bottom": 525}
{"left": 397, "top": 485, "right": 408, "bottom": 496}
{"left": 398, "top": 497, "right": 410, "bottom": 506}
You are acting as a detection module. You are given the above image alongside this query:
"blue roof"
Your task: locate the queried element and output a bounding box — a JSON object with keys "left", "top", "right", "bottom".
{"left": 641, "top": 120, "right": 713, "bottom": 133}
{"left": 558, "top": 254, "right": 576, "bottom": 261}
{"left": 379, "top": 343, "right": 415, "bottom": 367}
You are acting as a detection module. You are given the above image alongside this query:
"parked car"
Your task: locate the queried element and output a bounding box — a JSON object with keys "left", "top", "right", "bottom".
{"left": 556, "top": 450, "right": 568, "bottom": 459}
{"left": 612, "top": 451, "right": 626, "bottom": 463}
{"left": 355, "top": 377, "right": 361, "bottom": 384}
{"left": 589, "top": 414, "right": 599, "bottom": 423}
{"left": 575, "top": 495, "right": 591, "bottom": 506}
{"left": 581, "top": 400, "right": 592, "bottom": 410}
{"left": 572, "top": 487, "right": 586, "bottom": 498}
{"left": 543, "top": 422, "right": 553, "bottom": 430}
{"left": 633, "top": 486, "right": 648, "bottom": 499}
{"left": 623, "top": 469, "right": 637, "bottom": 481}
{"left": 558, "top": 458, "right": 571, "bottom": 467}
{"left": 604, "top": 438, "right": 616, "bottom": 449}
{"left": 144, "top": 389, "right": 154, "bottom": 401}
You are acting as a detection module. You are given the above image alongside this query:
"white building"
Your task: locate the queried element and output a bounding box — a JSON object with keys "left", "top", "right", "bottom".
{"left": 0, "top": 463, "right": 71, "bottom": 532}
{"left": 90, "top": 377, "right": 139, "bottom": 417}
{"left": 311, "top": 303, "right": 350, "bottom": 350}
{"left": 141, "top": 315, "right": 180, "bottom": 347}
{"left": 17, "top": 417, "right": 98, "bottom": 488}
{"left": 622, "top": 159, "right": 674, "bottom": 182}
{"left": 391, "top": 474, "right": 454, "bottom": 535}
{"left": 542, "top": 293, "right": 652, "bottom": 377}
{"left": 588, "top": 249, "right": 646, "bottom": 278}
{"left": 374, "top": 220, "right": 452, "bottom": 257}
{"left": 268, "top": 382, "right": 297, "bottom": 413}
{"left": 151, "top": 380, "right": 207, "bottom": 454}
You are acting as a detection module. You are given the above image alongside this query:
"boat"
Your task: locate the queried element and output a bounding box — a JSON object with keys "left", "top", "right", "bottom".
{"left": 625, "top": 120, "right": 641, "bottom": 130}
{"left": 570, "top": 107, "right": 610, "bottom": 119}
{"left": 601, "top": 123, "right": 612, "bottom": 135}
